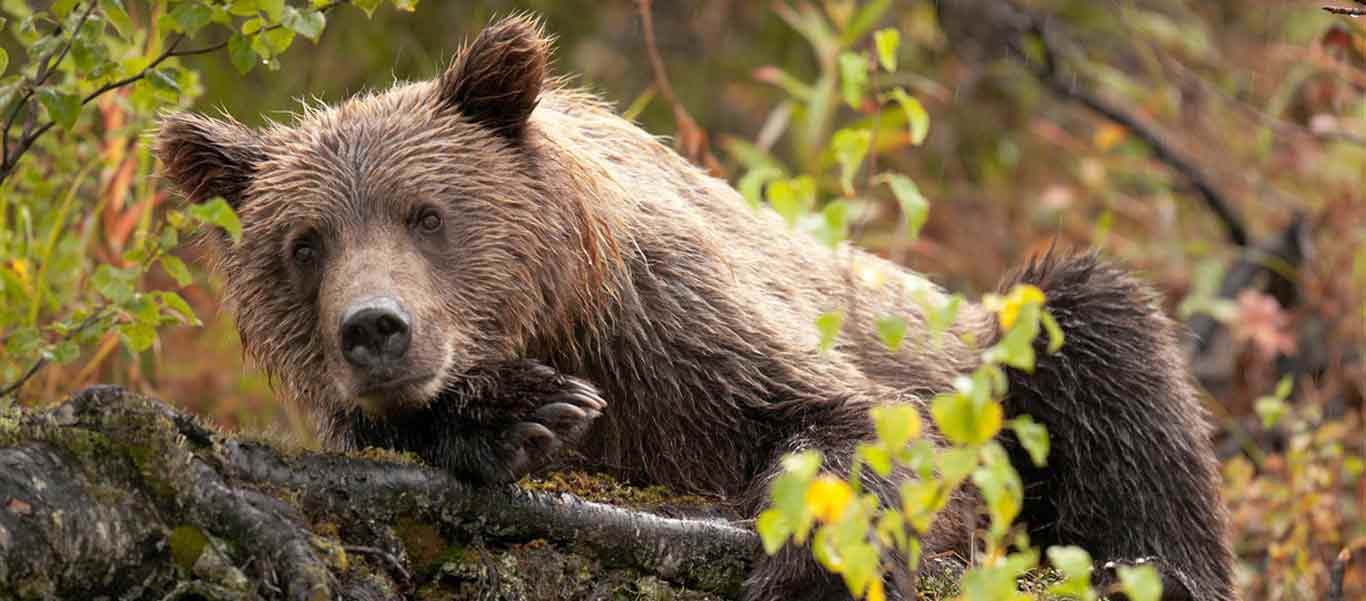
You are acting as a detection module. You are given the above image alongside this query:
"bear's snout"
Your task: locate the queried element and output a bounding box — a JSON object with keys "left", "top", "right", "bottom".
{"left": 340, "top": 296, "right": 412, "bottom": 374}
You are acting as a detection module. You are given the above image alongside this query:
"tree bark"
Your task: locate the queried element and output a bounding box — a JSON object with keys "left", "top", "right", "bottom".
{"left": 0, "top": 386, "right": 759, "bottom": 600}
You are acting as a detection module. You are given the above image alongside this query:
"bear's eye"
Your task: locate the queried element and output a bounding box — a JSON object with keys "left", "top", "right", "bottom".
{"left": 416, "top": 208, "right": 443, "bottom": 234}
{"left": 292, "top": 240, "right": 318, "bottom": 266}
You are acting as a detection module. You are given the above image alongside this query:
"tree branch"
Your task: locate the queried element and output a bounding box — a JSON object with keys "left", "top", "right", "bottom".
{"left": 1011, "top": 14, "right": 1251, "bottom": 247}
{"left": 635, "top": 0, "right": 724, "bottom": 176}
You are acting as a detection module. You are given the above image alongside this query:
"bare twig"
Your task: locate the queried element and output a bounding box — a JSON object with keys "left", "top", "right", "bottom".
{"left": 635, "top": 0, "right": 724, "bottom": 176}
{"left": 1006, "top": 12, "right": 1252, "bottom": 247}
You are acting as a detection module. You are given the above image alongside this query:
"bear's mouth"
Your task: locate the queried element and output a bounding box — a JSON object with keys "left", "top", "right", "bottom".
{"left": 355, "top": 371, "right": 438, "bottom": 414}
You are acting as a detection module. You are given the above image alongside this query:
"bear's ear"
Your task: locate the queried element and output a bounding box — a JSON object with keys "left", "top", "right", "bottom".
{"left": 438, "top": 15, "right": 549, "bottom": 140}
{"left": 155, "top": 112, "right": 263, "bottom": 208}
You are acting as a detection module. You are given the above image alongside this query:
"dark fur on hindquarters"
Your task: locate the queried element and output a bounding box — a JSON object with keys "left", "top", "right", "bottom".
{"left": 1000, "top": 253, "right": 1234, "bottom": 601}
{"left": 333, "top": 359, "right": 606, "bottom": 485}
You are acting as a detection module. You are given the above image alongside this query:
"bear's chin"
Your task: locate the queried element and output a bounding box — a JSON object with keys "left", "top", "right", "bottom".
{"left": 353, "top": 373, "right": 443, "bottom": 417}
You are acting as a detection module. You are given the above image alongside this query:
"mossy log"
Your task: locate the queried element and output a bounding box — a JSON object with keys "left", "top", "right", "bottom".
{"left": 0, "top": 386, "right": 758, "bottom": 600}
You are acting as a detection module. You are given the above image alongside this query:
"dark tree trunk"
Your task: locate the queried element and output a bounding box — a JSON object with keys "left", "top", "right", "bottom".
{"left": 0, "top": 386, "right": 758, "bottom": 600}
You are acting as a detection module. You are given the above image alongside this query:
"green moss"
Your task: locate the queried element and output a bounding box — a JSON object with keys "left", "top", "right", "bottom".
{"left": 169, "top": 525, "right": 209, "bottom": 571}
{"left": 395, "top": 517, "right": 452, "bottom": 573}
{"left": 521, "top": 471, "right": 714, "bottom": 510}
{"left": 350, "top": 446, "right": 423, "bottom": 464}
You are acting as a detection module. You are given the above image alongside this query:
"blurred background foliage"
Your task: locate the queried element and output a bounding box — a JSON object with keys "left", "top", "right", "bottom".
{"left": 0, "top": 0, "right": 1362, "bottom": 599}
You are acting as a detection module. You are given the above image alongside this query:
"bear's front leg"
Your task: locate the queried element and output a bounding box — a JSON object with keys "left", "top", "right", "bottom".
{"left": 329, "top": 359, "right": 606, "bottom": 484}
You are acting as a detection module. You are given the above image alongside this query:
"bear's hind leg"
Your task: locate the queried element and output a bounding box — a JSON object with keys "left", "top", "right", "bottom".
{"left": 999, "top": 253, "right": 1236, "bottom": 601}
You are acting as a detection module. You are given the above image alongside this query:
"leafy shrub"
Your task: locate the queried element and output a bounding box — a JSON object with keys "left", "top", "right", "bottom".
{"left": 0, "top": 0, "right": 417, "bottom": 402}
{"left": 736, "top": 3, "right": 1162, "bottom": 599}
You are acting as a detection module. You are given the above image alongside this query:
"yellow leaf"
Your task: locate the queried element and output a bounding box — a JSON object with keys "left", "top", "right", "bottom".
{"left": 998, "top": 284, "right": 1046, "bottom": 329}
{"left": 1093, "top": 123, "right": 1128, "bottom": 151}
{"left": 805, "top": 475, "right": 853, "bottom": 523}
{"left": 10, "top": 258, "right": 29, "bottom": 284}
{"left": 866, "top": 577, "right": 886, "bottom": 601}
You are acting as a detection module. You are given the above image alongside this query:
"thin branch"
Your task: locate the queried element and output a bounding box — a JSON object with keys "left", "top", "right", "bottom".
{"left": 635, "top": 0, "right": 723, "bottom": 175}
{"left": 1325, "top": 6, "right": 1366, "bottom": 16}
{"left": 1008, "top": 13, "right": 1251, "bottom": 247}
{"left": 2, "top": 1, "right": 98, "bottom": 165}
{"left": 0, "top": 1, "right": 345, "bottom": 185}
{"left": 0, "top": 310, "right": 107, "bottom": 400}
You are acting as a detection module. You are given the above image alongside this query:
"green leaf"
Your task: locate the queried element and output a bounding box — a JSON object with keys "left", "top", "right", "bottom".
{"left": 816, "top": 311, "right": 844, "bottom": 352}
{"left": 169, "top": 2, "right": 213, "bottom": 36}
{"left": 119, "top": 321, "right": 157, "bottom": 353}
{"left": 972, "top": 443, "right": 1022, "bottom": 534}
{"left": 4, "top": 327, "right": 40, "bottom": 357}
{"left": 888, "top": 88, "right": 929, "bottom": 145}
{"left": 857, "top": 443, "right": 892, "bottom": 477}
{"left": 766, "top": 176, "right": 814, "bottom": 227}
{"left": 256, "top": 27, "right": 296, "bottom": 57}
{"left": 71, "top": 33, "right": 111, "bottom": 76}
{"left": 391, "top": 0, "right": 417, "bottom": 11}
{"left": 50, "top": 340, "right": 80, "bottom": 364}
{"left": 1008, "top": 415, "right": 1050, "bottom": 467}
{"left": 259, "top": 0, "right": 286, "bottom": 21}
{"left": 283, "top": 7, "right": 326, "bottom": 42}
{"left": 188, "top": 197, "right": 243, "bottom": 243}
{"left": 960, "top": 565, "right": 1020, "bottom": 601}
{"left": 101, "top": 0, "right": 134, "bottom": 39}
{"left": 931, "top": 392, "right": 1003, "bottom": 446}
{"left": 353, "top": 0, "right": 382, "bottom": 17}
{"left": 0, "top": 47, "right": 8, "bottom": 76}
{"left": 1118, "top": 563, "right": 1163, "bottom": 601}
{"left": 780, "top": 449, "right": 823, "bottom": 480}
{"left": 228, "top": 34, "right": 257, "bottom": 74}
{"left": 1047, "top": 546, "right": 1094, "bottom": 581}
{"left": 841, "top": 0, "right": 892, "bottom": 44}
{"left": 756, "top": 509, "right": 791, "bottom": 555}
{"left": 1273, "top": 374, "right": 1293, "bottom": 399}
{"left": 91, "top": 264, "right": 135, "bottom": 303}
{"left": 875, "top": 315, "right": 907, "bottom": 352}
{"left": 832, "top": 128, "right": 871, "bottom": 196}
{"left": 871, "top": 404, "right": 921, "bottom": 449}
{"left": 51, "top": 0, "right": 79, "bottom": 17}
{"left": 874, "top": 28, "right": 900, "bottom": 71}
{"left": 1254, "top": 396, "right": 1289, "bottom": 429}
{"left": 737, "top": 166, "right": 783, "bottom": 210}
{"left": 877, "top": 173, "right": 928, "bottom": 239}
{"left": 146, "top": 68, "right": 181, "bottom": 96}
{"left": 899, "top": 479, "right": 950, "bottom": 533}
{"left": 159, "top": 256, "right": 193, "bottom": 287}
{"left": 1046, "top": 545, "right": 1098, "bottom": 600}
{"left": 837, "top": 51, "right": 868, "bottom": 109}
{"left": 1041, "top": 310, "right": 1065, "bottom": 353}
{"left": 156, "top": 291, "right": 201, "bottom": 326}
{"left": 819, "top": 201, "right": 848, "bottom": 247}
{"left": 37, "top": 89, "right": 81, "bottom": 130}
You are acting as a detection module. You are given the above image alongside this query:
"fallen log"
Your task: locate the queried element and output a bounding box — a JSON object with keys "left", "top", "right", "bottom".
{"left": 0, "top": 386, "right": 758, "bottom": 600}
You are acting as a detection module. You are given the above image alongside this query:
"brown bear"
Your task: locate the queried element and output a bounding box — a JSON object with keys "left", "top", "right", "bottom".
{"left": 156, "top": 15, "right": 1236, "bottom": 601}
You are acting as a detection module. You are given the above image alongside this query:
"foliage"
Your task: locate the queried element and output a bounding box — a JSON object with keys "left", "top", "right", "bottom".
{"left": 1224, "top": 383, "right": 1364, "bottom": 599}
{"left": 0, "top": 0, "right": 1359, "bottom": 598}
{"left": 0, "top": 0, "right": 416, "bottom": 402}
{"left": 743, "top": 3, "right": 1158, "bottom": 599}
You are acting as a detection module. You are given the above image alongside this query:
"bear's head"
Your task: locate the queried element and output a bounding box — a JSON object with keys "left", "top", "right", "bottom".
{"left": 156, "top": 16, "right": 615, "bottom": 419}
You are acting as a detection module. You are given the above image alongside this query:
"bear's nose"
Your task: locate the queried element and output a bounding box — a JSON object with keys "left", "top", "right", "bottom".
{"left": 340, "top": 297, "right": 411, "bottom": 370}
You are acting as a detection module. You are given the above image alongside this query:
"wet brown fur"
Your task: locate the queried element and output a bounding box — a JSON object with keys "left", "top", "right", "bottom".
{"left": 157, "top": 15, "right": 1236, "bottom": 601}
